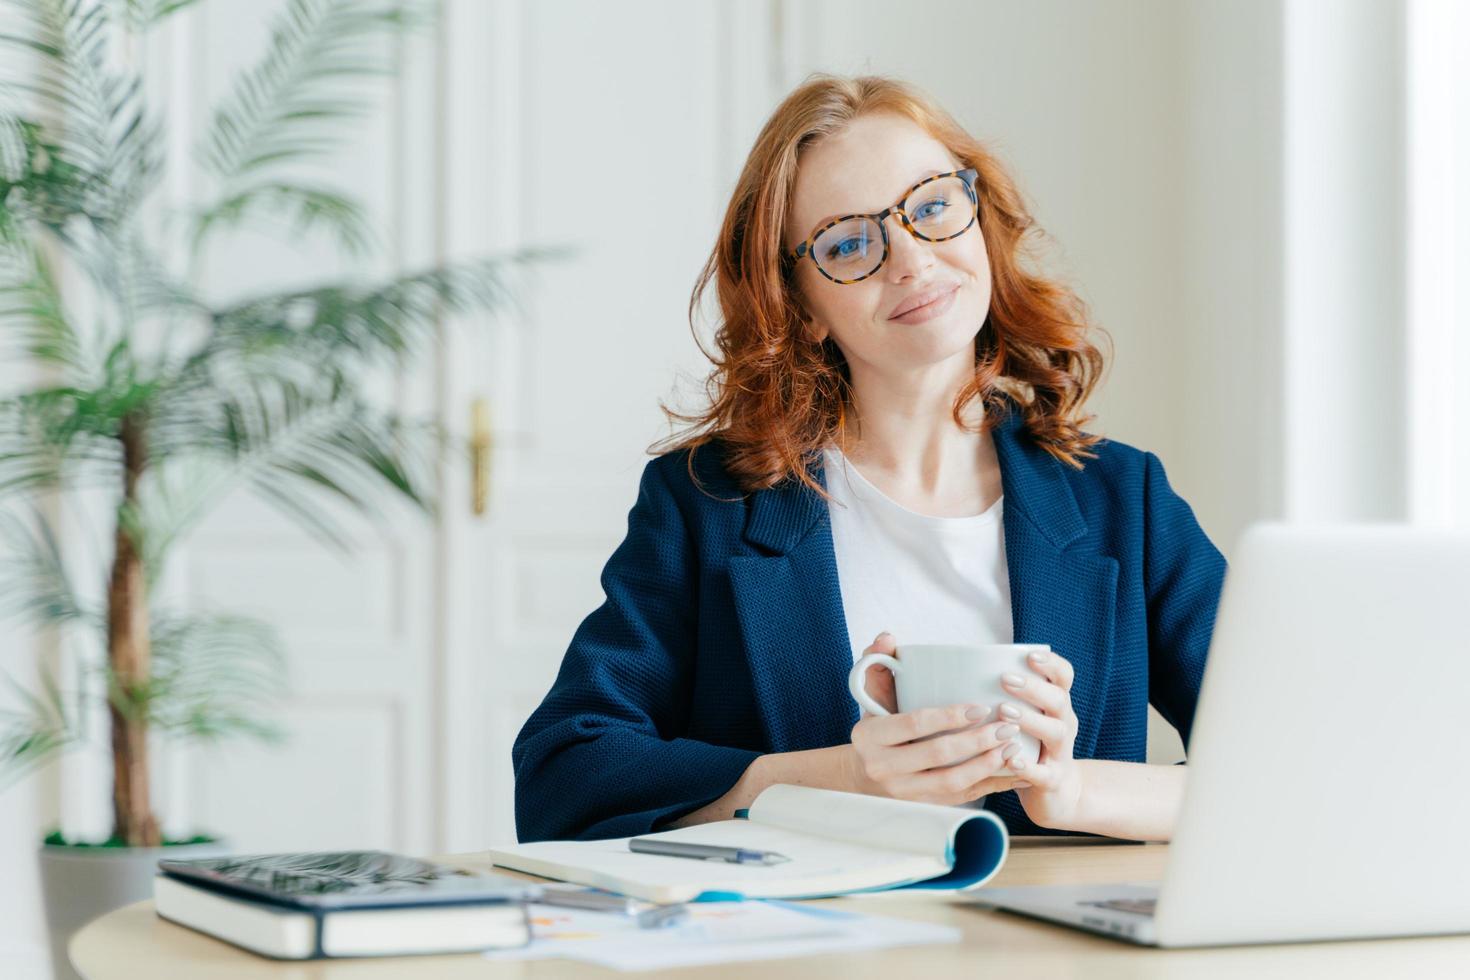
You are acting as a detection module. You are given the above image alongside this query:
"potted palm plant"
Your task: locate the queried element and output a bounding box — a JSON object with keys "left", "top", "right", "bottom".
{"left": 0, "top": 2, "right": 547, "bottom": 976}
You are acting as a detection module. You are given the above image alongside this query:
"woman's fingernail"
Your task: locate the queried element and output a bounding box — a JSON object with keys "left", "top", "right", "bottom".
{"left": 999, "top": 703, "right": 1022, "bottom": 720}
{"left": 1028, "top": 650, "right": 1048, "bottom": 664}
{"left": 964, "top": 705, "right": 991, "bottom": 721}
{"left": 1001, "top": 742, "right": 1021, "bottom": 760}
{"left": 1010, "top": 757, "right": 1027, "bottom": 770}
{"left": 1001, "top": 672, "right": 1026, "bottom": 688}
{"left": 876, "top": 631, "right": 892, "bottom": 641}
{"left": 996, "top": 723, "right": 1020, "bottom": 739}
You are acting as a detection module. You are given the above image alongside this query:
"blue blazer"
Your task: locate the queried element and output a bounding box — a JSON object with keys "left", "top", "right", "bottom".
{"left": 512, "top": 401, "right": 1228, "bottom": 841}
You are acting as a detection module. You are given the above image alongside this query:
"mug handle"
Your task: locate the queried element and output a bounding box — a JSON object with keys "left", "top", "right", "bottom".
{"left": 848, "top": 653, "right": 901, "bottom": 716}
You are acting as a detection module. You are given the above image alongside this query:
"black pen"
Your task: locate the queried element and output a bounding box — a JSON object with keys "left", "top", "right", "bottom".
{"left": 628, "top": 838, "right": 790, "bottom": 865}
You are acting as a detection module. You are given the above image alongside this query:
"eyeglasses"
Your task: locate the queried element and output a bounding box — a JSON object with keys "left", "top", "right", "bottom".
{"left": 788, "top": 168, "right": 979, "bottom": 284}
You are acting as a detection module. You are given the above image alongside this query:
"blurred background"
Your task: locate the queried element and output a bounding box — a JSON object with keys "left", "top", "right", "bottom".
{"left": 3, "top": 0, "right": 1467, "bottom": 974}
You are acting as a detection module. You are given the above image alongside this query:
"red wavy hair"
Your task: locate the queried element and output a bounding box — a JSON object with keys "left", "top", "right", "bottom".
{"left": 654, "top": 73, "right": 1110, "bottom": 497}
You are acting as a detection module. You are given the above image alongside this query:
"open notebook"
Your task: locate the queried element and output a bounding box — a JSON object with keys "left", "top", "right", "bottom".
{"left": 482, "top": 784, "right": 1009, "bottom": 903}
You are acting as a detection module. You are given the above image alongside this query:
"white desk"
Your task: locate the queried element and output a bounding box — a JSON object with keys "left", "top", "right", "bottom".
{"left": 70, "top": 838, "right": 1470, "bottom": 978}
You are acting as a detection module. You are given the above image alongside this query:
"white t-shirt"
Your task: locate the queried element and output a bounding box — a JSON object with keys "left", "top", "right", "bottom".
{"left": 823, "top": 447, "right": 1014, "bottom": 809}
{"left": 821, "top": 447, "right": 1014, "bottom": 661}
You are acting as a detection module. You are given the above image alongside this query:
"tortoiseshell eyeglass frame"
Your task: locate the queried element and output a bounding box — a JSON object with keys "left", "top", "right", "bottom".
{"left": 788, "top": 168, "right": 980, "bottom": 285}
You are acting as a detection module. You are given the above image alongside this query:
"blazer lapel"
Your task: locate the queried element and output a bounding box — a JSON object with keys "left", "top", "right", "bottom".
{"left": 729, "top": 461, "right": 859, "bottom": 753}
{"left": 727, "top": 404, "right": 1120, "bottom": 760}
{"left": 992, "top": 409, "right": 1119, "bottom": 758}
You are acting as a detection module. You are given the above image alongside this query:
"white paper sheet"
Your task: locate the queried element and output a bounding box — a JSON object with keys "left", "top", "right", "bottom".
{"left": 480, "top": 899, "right": 960, "bottom": 971}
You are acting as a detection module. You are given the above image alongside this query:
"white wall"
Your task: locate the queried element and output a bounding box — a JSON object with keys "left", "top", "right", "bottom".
{"left": 1407, "top": 0, "right": 1470, "bottom": 524}
{"left": 1176, "top": 0, "right": 1287, "bottom": 555}
{"left": 1282, "top": 0, "right": 1408, "bottom": 523}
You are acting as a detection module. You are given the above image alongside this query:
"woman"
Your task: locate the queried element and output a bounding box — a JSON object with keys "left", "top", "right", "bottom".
{"left": 512, "top": 74, "right": 1225, "bottom": 843}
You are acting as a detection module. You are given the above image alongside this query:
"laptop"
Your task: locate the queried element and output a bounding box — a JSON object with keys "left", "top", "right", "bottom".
{"left": 962, "top": 522, "right": 1470, "bottom": 947}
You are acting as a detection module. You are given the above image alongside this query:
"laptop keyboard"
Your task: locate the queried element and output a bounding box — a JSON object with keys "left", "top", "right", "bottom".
{"left": 1079, "top": 897, "right": 1157, "bottom": 917}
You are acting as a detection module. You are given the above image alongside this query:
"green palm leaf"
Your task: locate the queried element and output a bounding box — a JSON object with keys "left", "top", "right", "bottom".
{"left": 206, "top": 248, "right": 556, "bottom": 367}
{"left": 200, "top": 0, "right": 421, "bottom": 178}
{"left": 0, "top": 0, "right": 162, "bottom": 223}
{"left": 116, "top": 455, "right": 235, "bottom": 584}
{"left": 191, "top": 181, "right": 374, "bottom": 256}
{"left": 0, "top": 504, "right": 93, "bottom": 628}
{"left": 0, "top": 662, "right": 78, "bottom": 789}
{"left": 193, "top": 0, "right": 424, "bottom": 250}
{"left": 0, "top": 234, "right": 93, "bottom": 379}
{"left": 0, "top": 116, "right": 97, "bottom": 235}
{"left": 60, "top": 219, "right": 207, "bottom": 352}
{"left": 0, "top": 387, "right": 125, "bottom": 493}
{"left": 118, "top": 609, "right": 287, "bottom": 742}
{"left": 213, "top": 380, "right": 439, "bottom": 542}
{"left": 111, "top": 0, "right": 203, "bottom": 28}
{"left": 0, "top": 112, "right": 26, "bottom": 182}
{"left": 130, "top": 367, "right": 444, "bottom": 558}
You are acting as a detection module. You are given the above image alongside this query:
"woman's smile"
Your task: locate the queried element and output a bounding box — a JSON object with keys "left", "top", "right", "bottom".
{"left": 888, "top": 281, "right": 960, "bottom": 325}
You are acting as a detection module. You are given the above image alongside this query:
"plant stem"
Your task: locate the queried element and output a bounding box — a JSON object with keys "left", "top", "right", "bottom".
{"left": 107, "top": 413, "right": 160, "bottom": 847}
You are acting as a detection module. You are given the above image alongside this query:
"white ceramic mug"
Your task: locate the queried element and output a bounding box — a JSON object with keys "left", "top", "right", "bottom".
{"left": 847, "top": 643, "right": 1050, "bottom": 769}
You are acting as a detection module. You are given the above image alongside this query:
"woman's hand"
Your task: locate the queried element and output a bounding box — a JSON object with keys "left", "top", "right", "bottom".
{"left": 846, "top": 632, "right": 1034, "bottom": 806}
{"left": 1001, "top": 648, "right": 1087, "bottom": 830}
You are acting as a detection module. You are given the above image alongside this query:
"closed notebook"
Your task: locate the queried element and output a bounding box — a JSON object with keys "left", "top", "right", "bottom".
{"left": 483, "top": 784, "right": 1009, "bottom": 904}
{"left": 153, "top": 851, "right": 533, "bottom": 960}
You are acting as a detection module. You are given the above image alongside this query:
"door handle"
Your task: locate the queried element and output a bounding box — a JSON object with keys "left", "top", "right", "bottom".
{"left": 470, "top": 398, "right": 492, "bottom": 516}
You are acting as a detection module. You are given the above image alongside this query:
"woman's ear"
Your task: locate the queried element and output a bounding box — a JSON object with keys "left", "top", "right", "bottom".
{"left": 790, "top": 290, "right": 829, "bottom": 344}
{"left": 798, "top": 303, "right": 829, "bottom": 344}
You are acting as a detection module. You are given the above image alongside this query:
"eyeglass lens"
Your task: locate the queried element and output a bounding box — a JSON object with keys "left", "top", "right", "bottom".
{"left": 811, "top": 174, "right": 976, "bottom": 280}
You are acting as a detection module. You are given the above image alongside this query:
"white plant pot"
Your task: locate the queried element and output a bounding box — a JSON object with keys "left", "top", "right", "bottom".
{"left": 37, "top": 836, "right": 230, "bottom": 980}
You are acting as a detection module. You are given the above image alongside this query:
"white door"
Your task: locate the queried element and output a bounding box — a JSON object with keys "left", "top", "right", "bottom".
{"left": 433, "top": 0, "right": 782, "bottom": 850}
